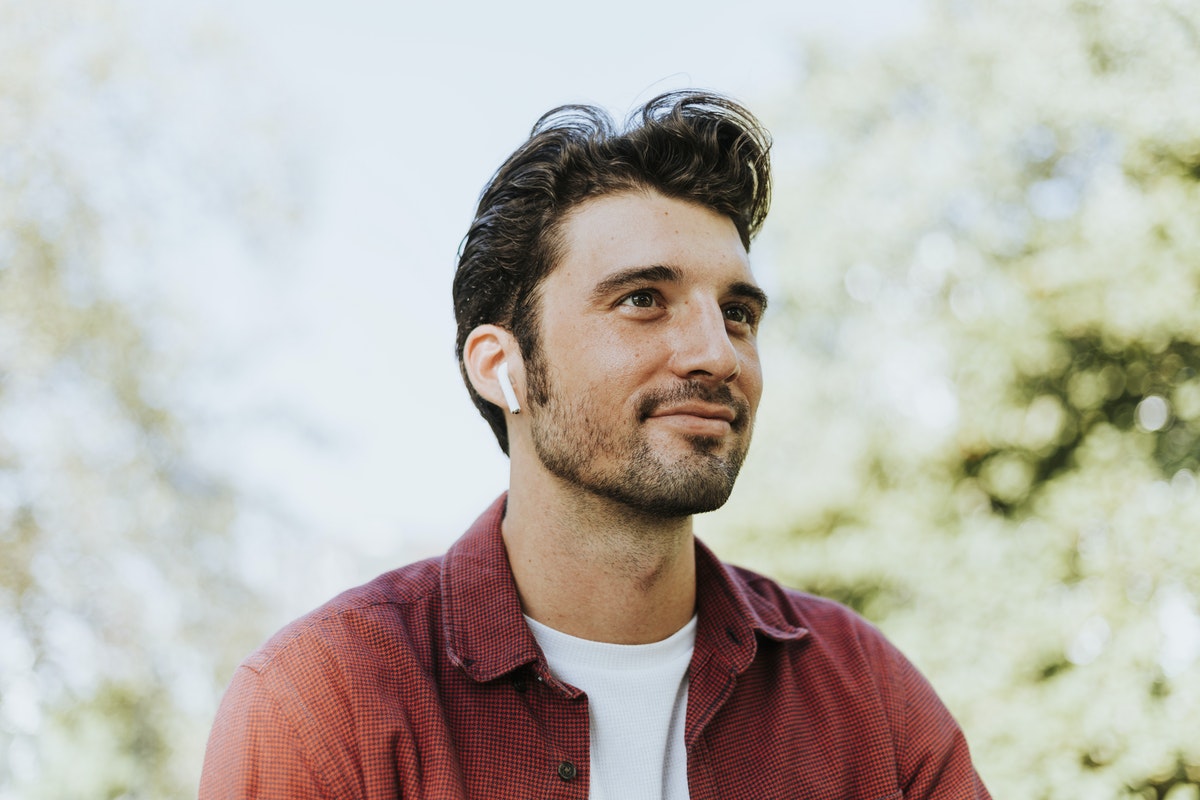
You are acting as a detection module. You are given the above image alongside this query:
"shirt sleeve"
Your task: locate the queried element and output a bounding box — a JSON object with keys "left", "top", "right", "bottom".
{"left": 893, "top": 649, "right": 992, "bottom": 799}
{"left": 199, "top": 665, "right": 335, "bottom": 800}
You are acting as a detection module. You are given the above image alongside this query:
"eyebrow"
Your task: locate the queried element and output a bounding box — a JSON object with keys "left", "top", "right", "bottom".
{"left": 589, "top": 264, "right": 770, "bottom": 314}
{"left": 589, "top": 265, "right": 681, "bottom": 302}
{"left": 730, "top": 281, "right": 770, "bottom": 315}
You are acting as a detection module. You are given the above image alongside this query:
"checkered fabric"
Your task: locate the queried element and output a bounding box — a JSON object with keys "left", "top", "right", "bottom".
{"left": 200, "top": 494, "right": 991, "bottom": 799}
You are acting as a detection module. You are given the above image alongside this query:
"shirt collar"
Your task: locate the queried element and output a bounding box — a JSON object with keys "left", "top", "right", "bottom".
{"left": 441, "top": 493, "right": 808, "bottom": 684}
{"left": 692, "top": 537, "right": 809, "bottom": 675}
{"left": 441, "top": 494, "right": 542, "bottom": 683}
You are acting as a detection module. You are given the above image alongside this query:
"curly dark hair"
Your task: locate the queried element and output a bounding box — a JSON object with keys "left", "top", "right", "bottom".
{"left": 453, "top": 90, "right": 773, "bottom": 454}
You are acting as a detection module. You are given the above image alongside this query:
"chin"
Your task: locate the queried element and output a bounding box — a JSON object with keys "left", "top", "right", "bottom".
{"left": 603, "top": 456, "right": 743, "bottom": 518}
{"left": 534, "top": 418, "right": 750, "bottom": 518}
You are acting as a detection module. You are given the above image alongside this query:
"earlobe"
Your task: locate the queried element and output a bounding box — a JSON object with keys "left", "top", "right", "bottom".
{"left": 463, "top": 325, "right": 523, "bottom": 415}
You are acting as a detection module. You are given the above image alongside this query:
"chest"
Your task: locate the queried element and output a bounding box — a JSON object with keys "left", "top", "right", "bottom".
{"left": 348, "top": 651, "right": 903, "bottom": 800}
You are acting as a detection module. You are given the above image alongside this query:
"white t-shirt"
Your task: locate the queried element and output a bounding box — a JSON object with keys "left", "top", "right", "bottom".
{"left": 525, "top": 615, "right": 697, "bottom": 800}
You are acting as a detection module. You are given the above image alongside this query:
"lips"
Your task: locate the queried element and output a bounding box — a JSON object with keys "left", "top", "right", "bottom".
{"left": 638, "top": 381, "right": 748, "bottom": 431}
{"left": 637, "top": 384, "right": 750, "bottom": 435}
{"left": 644, "top": 401, "right": 744, "bottom": 441}
{"left": 647, "top": 403, "right": 737, "bottom": 423}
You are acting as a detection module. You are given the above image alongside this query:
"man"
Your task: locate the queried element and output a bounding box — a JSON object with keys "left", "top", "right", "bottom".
{"left": 201, "top": 91, "right": 991, "bottom": 799}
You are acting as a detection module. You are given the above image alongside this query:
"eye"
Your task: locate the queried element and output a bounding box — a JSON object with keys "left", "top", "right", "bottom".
{"left": 620, "top": 290, "right": 658, "bottom": 308}
{"left": 723, "top": 303, "right": 758, "bottom": 326}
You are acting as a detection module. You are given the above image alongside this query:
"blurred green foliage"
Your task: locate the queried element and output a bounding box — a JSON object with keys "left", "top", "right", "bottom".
{"left": 0, "top": 2, "right": 293, "bottom": 797}
{"left": 714, "top": 0, "right": 1200, "bottom": 797}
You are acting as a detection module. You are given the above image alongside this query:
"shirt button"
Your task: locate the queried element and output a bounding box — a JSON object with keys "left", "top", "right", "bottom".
{"left": 556, "top": 761, "right": 577, "bottom": 782}
{"left": 511, "top": 677, "right": 528, "bottom": 693}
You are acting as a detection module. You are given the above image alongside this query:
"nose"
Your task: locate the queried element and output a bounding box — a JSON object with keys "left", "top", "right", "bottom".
{"left": 668, "top": 301, "right": 741, "bottom": 383}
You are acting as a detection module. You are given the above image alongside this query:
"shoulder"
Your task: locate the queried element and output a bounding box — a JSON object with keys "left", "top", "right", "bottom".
{"left": 202, "top": 556, "right": 452, "bottom": 797}
{"left": 710, "top": 562, "right": 990, "bottom": 797}
{"left": 724, "top": 560, "right": 984, "bottom": 771}
{"left": 243, "top": 555, "right": 446, "bottom": 677}
{"left": 718, "top": 559, "right": 919, "bottom": 698}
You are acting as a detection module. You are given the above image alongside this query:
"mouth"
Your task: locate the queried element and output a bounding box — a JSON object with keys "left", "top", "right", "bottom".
{"left": 646, "top": 403, "right": 739, "bottom": 437}
{"left": 637, "top": 383, "right": 751, "bottom": 439}
{"left": 647, "top": 403, "right": 737, "bottom": 423}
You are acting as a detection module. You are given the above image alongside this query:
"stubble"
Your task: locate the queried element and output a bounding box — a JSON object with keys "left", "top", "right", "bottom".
{"left": 527, "top": 356, "right": 754, "bottom": 518}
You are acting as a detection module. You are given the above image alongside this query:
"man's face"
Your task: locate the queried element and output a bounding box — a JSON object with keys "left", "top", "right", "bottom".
{"left": 522, "top": 189, "right": 766, "bottom": 518}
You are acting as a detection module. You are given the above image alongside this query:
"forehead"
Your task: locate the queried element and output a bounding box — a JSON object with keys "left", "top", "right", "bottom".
{"left": 548, "top": 190, "right": 752, "bottom": 291}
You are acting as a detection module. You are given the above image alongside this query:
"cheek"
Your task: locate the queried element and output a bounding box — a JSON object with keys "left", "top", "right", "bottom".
{"left": 584, "top": 330, "right": 657, "bottom": 381}
{"left": 739, "top": 354, "right": 765, "bottom": 406}
{"left": 543, "top": 328, "right": 648, "bottom": 399}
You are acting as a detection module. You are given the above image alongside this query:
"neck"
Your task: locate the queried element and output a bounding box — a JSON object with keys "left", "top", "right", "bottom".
{"left": 502, "top": 470, "right": 697, "bottom": 645}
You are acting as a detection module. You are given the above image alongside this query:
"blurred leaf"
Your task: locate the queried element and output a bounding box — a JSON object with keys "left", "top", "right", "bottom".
{"left": 0, "top": 1, "right": 299, "bottom": 796}
{"left": 712, "top": 0, "right": 1200, "bottom": 797}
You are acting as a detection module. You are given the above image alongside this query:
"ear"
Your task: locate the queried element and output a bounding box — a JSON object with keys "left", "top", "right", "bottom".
{"left": 463, "top": 324, "right": 524, "bottom": 413}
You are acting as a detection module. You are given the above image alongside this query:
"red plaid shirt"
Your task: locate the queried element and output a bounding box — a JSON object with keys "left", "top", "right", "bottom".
{"left": 201, "top": 494, "right": 991, "bottom": 799}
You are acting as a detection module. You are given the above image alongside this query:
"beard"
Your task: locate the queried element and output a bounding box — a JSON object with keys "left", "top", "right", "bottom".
{"left": 525, "top": 357, "right": 755, "bottom": 518}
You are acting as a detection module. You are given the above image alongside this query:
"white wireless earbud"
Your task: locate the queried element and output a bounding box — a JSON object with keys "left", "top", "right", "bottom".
{"left": 497, "top": 362, "right": 521, "bottom": 415}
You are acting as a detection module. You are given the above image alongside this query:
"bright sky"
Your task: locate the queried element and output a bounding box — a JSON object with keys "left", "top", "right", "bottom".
{"left": 192, "top": 0, "right": 924, "bottom": 609}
